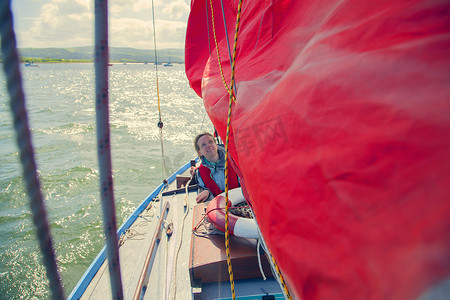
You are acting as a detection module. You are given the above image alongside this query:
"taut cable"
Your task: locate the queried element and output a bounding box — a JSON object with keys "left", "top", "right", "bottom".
{"left": 0, "top": 2, "right": 65, "bottom": 299}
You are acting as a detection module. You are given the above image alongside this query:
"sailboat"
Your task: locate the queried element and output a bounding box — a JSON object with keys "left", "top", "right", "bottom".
{"left": 164, "top": 52, "right": 173, "bottom": 67}
{"left": 24, "top": 61, "right": 39, "bottom": 67}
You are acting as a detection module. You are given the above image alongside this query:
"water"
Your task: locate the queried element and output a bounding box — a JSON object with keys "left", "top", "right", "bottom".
{"left": 0, "top": 63, "right": 211, "bottom": 299}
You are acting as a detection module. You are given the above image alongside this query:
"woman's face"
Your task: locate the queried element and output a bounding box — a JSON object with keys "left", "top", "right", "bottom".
{"left": 197, "top": 135, "right": 218, "bottom": 161}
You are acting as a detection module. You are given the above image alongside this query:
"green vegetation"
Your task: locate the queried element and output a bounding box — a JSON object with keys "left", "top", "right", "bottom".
{"left": 10, "top": 47, "right": 184, "bottom": 64}
{"left": 21, "top": 57, "right": 92, "bottom": 63}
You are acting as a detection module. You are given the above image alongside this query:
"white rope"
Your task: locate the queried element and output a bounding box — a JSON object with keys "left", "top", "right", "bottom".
{"left": 170, "top": 178, "right": 193, "bottom": 300}
{"left": 257, "top": 239, "right": 267, "bottom": 281}
{"left": 94, "top": 0, "right": 124, "bottom": 298}
{"left": 253, "top": 209, "right": 294, "bottom": 300}
{"left": 0, "top": 2, "right": 65, "bottom": 299}
{"left": 159, "top": 128, "right": 168, "bottom": 179}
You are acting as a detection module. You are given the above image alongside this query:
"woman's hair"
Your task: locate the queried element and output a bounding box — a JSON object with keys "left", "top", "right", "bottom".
{"left": 194, "top": 132, "right": 215, "bottom": 152}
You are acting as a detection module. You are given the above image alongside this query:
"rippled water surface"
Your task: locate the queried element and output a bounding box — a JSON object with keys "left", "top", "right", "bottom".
{"left": 0, "top": 63, "right": 211, "bottom": 299}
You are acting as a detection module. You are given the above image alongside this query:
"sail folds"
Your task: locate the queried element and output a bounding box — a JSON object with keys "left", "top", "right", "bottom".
{"left": 185, "top": 1, "right": 450, "bottom": 299}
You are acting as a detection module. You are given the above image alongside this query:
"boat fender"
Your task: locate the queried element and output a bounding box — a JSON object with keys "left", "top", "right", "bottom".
{"left": 206, "top": 188, "right": 259, "bottom": 239}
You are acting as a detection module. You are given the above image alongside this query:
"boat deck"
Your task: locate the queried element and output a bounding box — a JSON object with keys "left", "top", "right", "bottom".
{"left": 78, "top": 166, "right": 283, "bottom": 299}
{"left": 190, "top": 202, "right": 273, "bottom": 284}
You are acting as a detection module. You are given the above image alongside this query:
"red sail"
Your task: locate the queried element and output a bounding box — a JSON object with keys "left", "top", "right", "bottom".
{"left": 185, "top": 1, "right": 450, "bottom": 299}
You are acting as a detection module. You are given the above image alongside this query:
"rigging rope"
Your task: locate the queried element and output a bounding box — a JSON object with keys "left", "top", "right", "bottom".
{"left": 222, "top": 0, "right": 243, "bottom": 297}
{"left": 151, "top": 0, "right": 168, "bottom": 180}
{"left": 205, "top": 0, "right": 212, "bottom": 56}
{"left": 170, "top": 185, "right": 191, "bottom": 300}
{"left": 219, "top": 0, "right": 238, "bottom": 98}
{"left": 0, "top": 2, "right": 65, "bottom": 299}
{"left": 209, "top": 0, "right": 244, "bottom": 298}
{"left": 210, "top": 1, "right": 293, "bottom": 299}
{"left": 208, "top": 0, "right": 236, "bottom": 102}
{"left": 259, "top": 231, "right": 293, "bottom": 300}
{"left": 94, "top": 0, "right": 124, "bottom": 298}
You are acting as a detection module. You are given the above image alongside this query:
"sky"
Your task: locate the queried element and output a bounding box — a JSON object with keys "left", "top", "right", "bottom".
{"left": 11, "top": 0, "right": 191, "bottom": 49}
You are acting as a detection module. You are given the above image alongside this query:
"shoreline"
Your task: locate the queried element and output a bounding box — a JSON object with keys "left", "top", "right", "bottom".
{"left": 0, "top": 60, "right": 185, "bottom": 64}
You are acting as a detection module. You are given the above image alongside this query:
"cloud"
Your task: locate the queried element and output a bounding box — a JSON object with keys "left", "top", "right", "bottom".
{"left": 109, "top": 0, "right": 190, "bottom": 48}
{"left": 162, "top": 0, "right": 190, "bottom": 20}
{"left": 19, "top": 0, "right": 92, "bottom": 48}
{"left": 14, "top": 0, "right": 190, "bottom": 49}
{"left": 110, "top": 18, "right": 153, "bottom": 49}
{"left": 132, "top": 0, "right": 152, "bottom": 11}
{"left": 109, "top": 17, "right": 187, "bottom": 49}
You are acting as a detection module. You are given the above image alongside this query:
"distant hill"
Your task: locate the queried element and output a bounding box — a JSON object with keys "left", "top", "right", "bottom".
{"left": 15, "top": 47, "right": 184, "bottom": 63}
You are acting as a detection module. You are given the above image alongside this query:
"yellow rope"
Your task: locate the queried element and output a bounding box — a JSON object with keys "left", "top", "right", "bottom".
{"left": 209, "top": 1, "right": 293, "bottom": 299}
{"left": 151, "top": 0, "right": 167, "bottom": 179}
{"left": 152, "top": 0, "right": 162, "bottom": 123}
{"left": 224, "top": 97, "right": 236, "bottom": 299}
{"left": 208, "top": 0, "right": 235, "bottom": 101}
{"left": 222, "top": 13, "right": 243, "bottom": 285}
{"left": 209, "top": 0, "right": 244, "bottom": 298}
{"left": 228, "top": 0, "right": 243, "bottom": 99}
{"left": 271, "top": 254, "right": 293, "bottom": 299}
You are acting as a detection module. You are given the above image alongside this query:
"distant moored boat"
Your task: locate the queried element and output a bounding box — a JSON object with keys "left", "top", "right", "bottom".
{"left": 24, "top": 62, "right": 39, "bottom": 67}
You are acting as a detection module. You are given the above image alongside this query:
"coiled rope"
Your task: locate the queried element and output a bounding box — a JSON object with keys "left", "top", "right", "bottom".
{"left": 94, "top": 0, "right": 124, "bottom": 298}
{"left": 0, "top": 1, "right": 65, "bottom": 299}
{"left": 151, "top": 0, "right": 168, "bottom": 180}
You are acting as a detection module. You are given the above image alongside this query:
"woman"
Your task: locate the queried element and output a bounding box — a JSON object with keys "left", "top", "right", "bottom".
{"left": 193, "top": 132, "right": 239, "bottom": 203}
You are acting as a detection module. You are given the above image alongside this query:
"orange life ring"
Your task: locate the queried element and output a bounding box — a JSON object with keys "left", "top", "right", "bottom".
{"left": 206, "top": 188, "right": 259, "bottom": 239}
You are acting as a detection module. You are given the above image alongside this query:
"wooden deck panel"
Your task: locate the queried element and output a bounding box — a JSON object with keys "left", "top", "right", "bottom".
{"left": 144, "top": 190, "right": 198, "bottom": 300}
{"left": 76, "top": 163, "right": 278, "bottom": 299}
{"left": 80, "top": 167, "right": 198, "bottom": 300}
{"left": 80, "top": 199, "right": 161, "bottom": 299}
{"left": 189, "top": 202, "right": 273, "bottom": 285}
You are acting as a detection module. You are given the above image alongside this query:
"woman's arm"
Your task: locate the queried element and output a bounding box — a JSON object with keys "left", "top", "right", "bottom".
{"left": 195, "top": 167, "right": 211, "bottom": 203}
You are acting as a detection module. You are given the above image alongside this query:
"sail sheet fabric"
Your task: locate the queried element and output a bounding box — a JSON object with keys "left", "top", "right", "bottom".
{"left": 185, "top": 0, "right": 450, "bottom": 299}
